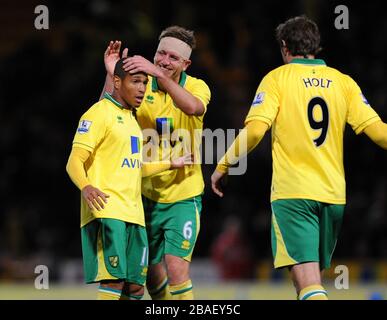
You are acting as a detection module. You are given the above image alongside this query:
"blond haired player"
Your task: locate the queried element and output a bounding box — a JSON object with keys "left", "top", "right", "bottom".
{"left": 101, "top": 26, "right": 211, "bottom": 300}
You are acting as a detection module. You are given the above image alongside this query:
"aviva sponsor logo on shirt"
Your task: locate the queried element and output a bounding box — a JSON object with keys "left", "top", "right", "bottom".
{"left": 130, "top": 136, "right": 140, "bottom": 154}
{"left": 121, "top": 136, "right": 142, "bottom": 169}
{"left": 156, "top": 117, "right": 174, "bottom": 135}
{"left": 121, "top": 158, "right": 141, "bottom": 168}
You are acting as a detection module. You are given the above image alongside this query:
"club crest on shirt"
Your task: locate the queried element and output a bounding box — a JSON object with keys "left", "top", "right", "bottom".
{"left": 360, "top": 93, "right": 369, "bottom": 105}
{"left": 77, "top": 120, "right": 92, "bottom": 134}
{"left": 181, "top": 240, "right": 191, "bottom": 250}
{"left": 109, "top": 256, "right": 119, "bottom": 268}
{"left": 252, "top": 92, "right": 265, "bottom": 106}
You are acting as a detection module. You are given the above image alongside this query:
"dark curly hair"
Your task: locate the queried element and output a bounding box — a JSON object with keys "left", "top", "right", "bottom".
{"left": 275, "top": 16, "right": 322, "bottom": 57}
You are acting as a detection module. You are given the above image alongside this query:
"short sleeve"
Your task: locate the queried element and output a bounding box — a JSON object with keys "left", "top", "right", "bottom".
{"left": 245, "top": 71, "right": 280, "bottom": 127}
{"left": 346, "top": 76, "right": 381, "bottom": 134}
{"left": 72, "top": 104, "right": 107, "bottom": 152}
{"left": 190, "top": 79, "right": 211, "bottom": 119}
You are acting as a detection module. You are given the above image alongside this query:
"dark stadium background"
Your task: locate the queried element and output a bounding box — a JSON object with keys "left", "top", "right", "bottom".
{"left": 0, "top": 0, "right": 385, "bottom": 292}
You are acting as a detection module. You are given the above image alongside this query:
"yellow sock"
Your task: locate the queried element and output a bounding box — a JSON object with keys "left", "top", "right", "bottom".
{"left": 298, "top": 284, "right": 328, "bottom": 300}
{"left": 97, "top": 286, "right": 121, "bottom": 300}
{"left": 170, "top": 279, "right": 194, "bottom": 300}
{"left": 147, "top": 277, "right": 172, "bottom": 300}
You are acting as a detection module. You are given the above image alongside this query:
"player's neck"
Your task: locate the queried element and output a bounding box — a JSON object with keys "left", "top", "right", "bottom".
{"left": 295, "top": 54, "right": 315, "bottom": 59}
{"left": 111, "top": 92, "right": 134, "bottom": 111}
{"left": 286, "top": 54, "right": 315, "bottom": 63}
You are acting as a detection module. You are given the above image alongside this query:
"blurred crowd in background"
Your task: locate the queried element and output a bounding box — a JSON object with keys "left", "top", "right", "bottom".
{"left": 0, "top": 0, "right": 385, "bottom": 281}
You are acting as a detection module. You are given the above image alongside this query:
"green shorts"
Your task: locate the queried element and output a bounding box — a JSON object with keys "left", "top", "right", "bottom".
{"left": 143, "top": 195, "right": 202, "bottom": 265}
{"left": 271, "top": 199, "right": 344, "bottom": 270}
{"left": 81, "top": 218, "right": 148, "bottom": 285}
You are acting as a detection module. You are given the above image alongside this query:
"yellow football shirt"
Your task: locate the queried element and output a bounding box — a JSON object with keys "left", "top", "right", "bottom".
{"left": 245, "top": 58, "right": 381, "bottom": 204}
{"left": 137, "top": 72, "right": 211, "bottom": 203}
{"left": 72, "top": 93, "right": 145, "bottom": 227}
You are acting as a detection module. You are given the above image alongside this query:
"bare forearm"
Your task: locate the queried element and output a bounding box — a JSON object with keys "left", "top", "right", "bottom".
{"left": 158, "top": 75, "right": 204, "bottom": 116}
{"left": 121, "top": 55, "right": 203, "bottom": 115}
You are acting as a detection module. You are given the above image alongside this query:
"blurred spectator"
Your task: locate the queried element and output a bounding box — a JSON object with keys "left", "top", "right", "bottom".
{"left": 211, "top": 215, "right": 255, "bottom": 280}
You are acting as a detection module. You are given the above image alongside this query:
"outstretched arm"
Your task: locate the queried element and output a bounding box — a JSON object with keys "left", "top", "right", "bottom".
{"left": 142, "top": 153, "right": 193, "bottom": 177}
{"left": 363, "top": 120, "right": 387, "bottom": 149}
{"left": 99, "top": 41, "right": 128, "bottom": 100}
{"left": 66, "top": 147, "right": 110, "bottom": 210}
{"left": 211, "top": 120, "right": 269, "bottom": 197}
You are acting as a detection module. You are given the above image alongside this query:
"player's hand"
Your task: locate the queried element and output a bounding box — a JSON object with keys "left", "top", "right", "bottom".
{"left": 123, "top": 55, "right": 164, "bottom": 78}
{"left": 211, "top": 169, "right": 227, "bottom": 198}
{"left": 82, "top": 185, "right": 110, "bottom": 211}
{"left": 104, "top": 40, "right": 128, "bottom": 76}
{"left": 170, "top": 153, "right": 194, "bottom": 169}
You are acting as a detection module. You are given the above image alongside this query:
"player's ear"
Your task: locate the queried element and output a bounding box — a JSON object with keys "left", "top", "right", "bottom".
{"left": 280, "top": 40, "right": 288, "bottom": 53}
{"left": 113, "top": 75, "right": 122, "bottom": 90}
{"left": 280, "top": 41, "right": 290, "bottom": 58}
{"left": 182, "top": 59, "right": 191, "bottom": 71}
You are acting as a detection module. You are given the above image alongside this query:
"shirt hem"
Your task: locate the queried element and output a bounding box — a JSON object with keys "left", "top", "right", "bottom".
{"left": 142, "top": 189, "right": 204, "bottom": 204}
{"left": 245, "top": 115, "right": 272, "bottom": 127}
{"left": 73, "top": 142, "right": 94, "bottom": 153}
{"left": 80, "top": 215, "right": 145, "bottom": 228}
{"left": 271, "top": 194, "right": 346, "bottom": 205}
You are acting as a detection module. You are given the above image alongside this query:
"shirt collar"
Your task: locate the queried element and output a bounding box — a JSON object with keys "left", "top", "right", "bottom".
{"left": 290, "top": 58, "right": 326, "bottom": 66}
{"left": 104, "top": 92, "right": 124, "bottom": 109}
{"left": 151, "top": 71, "right": 187, "bottom": 92}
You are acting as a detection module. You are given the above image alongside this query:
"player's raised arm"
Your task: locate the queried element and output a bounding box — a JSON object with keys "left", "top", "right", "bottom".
{"left": 157, "top": 74, "right": 206, "bottom": 116}
{"left": 363, "top": 120, "right": 387, "bottom": 149}
{"left": 99, "top": 40, "right": 128, "bottom": 100}
{"left": 123, "top": 55, "right": 164, "bottom": 78}
{"left": 122, "top": 55, "right": 205, "bottom": 116}
{"left": 211, "top": 120, "right": 269, "bottom": 197}
{"left": 66, "top": 147, "right": 110, "bottom": 210}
